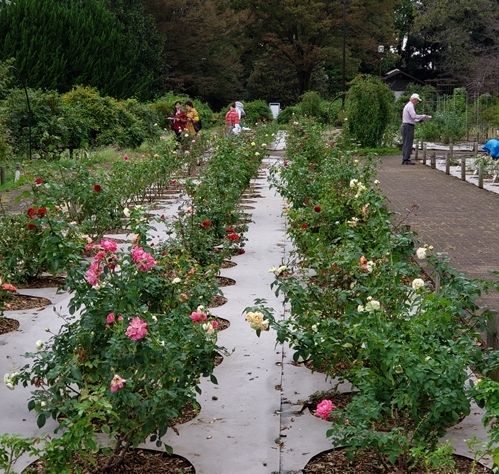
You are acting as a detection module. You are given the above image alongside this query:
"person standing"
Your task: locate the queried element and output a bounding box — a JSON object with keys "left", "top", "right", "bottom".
{"left": 235, "top": 101, "right": 245, "bottom": 125}
{"left": 401, "top": 93, "right": 431, "bottom": 165}
{"left": 169, "top": 101, "right": 187, "bottom": 140}
{"left": 225, "top": 102, "right": 240, "bottom": 136}
{"left": 185, "top": 100, "right": 200, "bottom": 135}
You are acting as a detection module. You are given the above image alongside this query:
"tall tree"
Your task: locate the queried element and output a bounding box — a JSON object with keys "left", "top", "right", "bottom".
{"left": 0, "top": 0, "right": 165, "bottom": 98}
{"left": 144, "top": 0, "right": 245, "bottom": 107}
{"left": 395, "top": 0, "right": 499, "bottom": 92}
{"left": 233, "top": 0, "right": 397, "bottom": 96}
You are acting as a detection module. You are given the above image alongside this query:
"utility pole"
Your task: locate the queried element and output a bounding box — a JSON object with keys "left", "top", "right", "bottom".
{"left": 341, "top": 0, "right": 346, "bottom": 108}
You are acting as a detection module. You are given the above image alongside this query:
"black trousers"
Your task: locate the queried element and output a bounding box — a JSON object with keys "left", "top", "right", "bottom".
{"left": 401, "top": 123, "right": 415, "bottom": 163}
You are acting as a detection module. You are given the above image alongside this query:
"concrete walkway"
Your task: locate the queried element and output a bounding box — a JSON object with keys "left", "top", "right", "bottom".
{"left": 378, "top": 154, "right": 499, "bottom": 348}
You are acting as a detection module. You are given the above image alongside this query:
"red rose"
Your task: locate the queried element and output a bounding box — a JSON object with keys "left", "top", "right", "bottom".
{"left": 27, "top": 207, "right": 37, "bottom": 219}
{"left": 225, "top": 226, "right": 235, "bottom": 234}
{"left": 93, "top": 184, "right": 102, "bottom": 193}
{"left": 26, "top": 223, "right": 37, "bottom": 231}
{"left": 37, "top": 207, "right": 47, "bottom": 218}
{"left": 314, "top": 205, "right": 321, "bottom": 213}
{"left": 200, "top": 219, "right": 212, "bottom": 229}
{"left": 34, "top": 177, "right": 44, "bottom": 186}
{"left": 227, "top": 232, "right": 240, "bottom": 241}
{"left": 300, "top": 223, "right": 309, "bottom": 230}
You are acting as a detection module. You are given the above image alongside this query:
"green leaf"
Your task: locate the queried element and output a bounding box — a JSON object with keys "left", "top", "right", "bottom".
{"left": 27, "top": 400, "right": 36, "bottom": 411}
{"left": 164, "top": 444, "right": 173, "bottom": 455}
{"left": 210, "top": 374, "right": 218, "bottom": 385}
{"left": 36, "top": 413, "right": 46, "bottom": 428}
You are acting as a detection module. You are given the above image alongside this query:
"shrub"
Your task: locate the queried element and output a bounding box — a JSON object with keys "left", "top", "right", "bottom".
{"left": 277, "top": 105, "right": 300, "bottom": 124}
{"left": 242, "top": 100, "right": 272, "bottom": 125}
{"left": 299, "top": 91, "right": 322, "bottom": 117}
{"left": 345, "top": 75, "right": 394, "bottom": 147}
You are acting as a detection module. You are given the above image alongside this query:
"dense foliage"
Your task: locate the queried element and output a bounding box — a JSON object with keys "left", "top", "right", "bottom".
{"left": 246, "top": 120, "right": 499, "bottom": 470}
{"left": 1, "top": 0, "right": 497, "bottom": 106}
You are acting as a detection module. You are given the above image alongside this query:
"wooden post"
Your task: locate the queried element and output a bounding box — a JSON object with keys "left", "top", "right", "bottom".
{"left": 487, "top": 311, "right": 498, "bottom": 349}
{"left": 430, "top": 151, "right": 436, "bottom": 169}
{"left": 0, "top": 166, "right": 4, "bottom": 186}
{"left": 422, "top": 143, "right": 427, "bottom": 165}
{"left": 461, "top": 156, "right": 466, "bottom": 181}
{"left": 474, "top": 141, "right": 478, "bottom": 152}
{"left": 445, "top": 152, "right": 451, "bottom": 174}
{"left": 449, "top": 142, "right": 454, "bottom": 160}
{"left": 414, "top": 141, "right": 419, "bottom": 161}
{"left": 478, "top": 161, "right": 484, "bottom": 189}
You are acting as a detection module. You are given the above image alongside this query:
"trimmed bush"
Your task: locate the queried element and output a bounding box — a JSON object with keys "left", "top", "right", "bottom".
{"left": 345, "top": 75, "right": 393, "bottom": 147}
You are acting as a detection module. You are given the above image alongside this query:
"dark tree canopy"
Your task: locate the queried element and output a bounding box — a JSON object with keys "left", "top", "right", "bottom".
{"left": 0, "top": 0, "right": 165, "bottom": 99}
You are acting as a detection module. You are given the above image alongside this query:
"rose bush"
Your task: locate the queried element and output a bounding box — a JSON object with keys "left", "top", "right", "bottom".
{"left": 248, "top": 119, "right": 497, "bottom": 470}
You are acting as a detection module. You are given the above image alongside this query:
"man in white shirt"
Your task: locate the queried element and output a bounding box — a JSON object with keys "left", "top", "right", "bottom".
{"left": 401, "top": 93, "right": 431, "bottom": 165}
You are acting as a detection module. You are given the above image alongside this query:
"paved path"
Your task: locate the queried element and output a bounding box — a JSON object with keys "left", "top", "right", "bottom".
{"left": 378, "top": 155, "right": 499, "bottom": 348}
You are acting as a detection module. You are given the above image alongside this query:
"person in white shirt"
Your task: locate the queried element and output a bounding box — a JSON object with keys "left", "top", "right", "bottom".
{"left": 401, "top": 93, "right": 431, "bottom": 165}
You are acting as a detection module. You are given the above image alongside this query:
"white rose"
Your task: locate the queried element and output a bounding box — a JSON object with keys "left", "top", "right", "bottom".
{"left": 255, "top": 152, "right": 260, "bottom": 156}
{"left": 172, "top": 277, "right": 181, "bottom": 284}
{"left": 357, "top": 304, "right": 365, "bottom": 313}
{"left": 416, "top": 247, "right": 427, "bottom": 260}
{"left": 365, "top": 299, "right": 381, "bottom": 312}
{"left": 366, "top": 261, "right": 375, "bottom": 273}
{"left": 412, "top": 278, "right": 425, "bottom": 290}
{"left": 123, "top": 208, "right": 131, "bottom": 218}
{"left": 35, "top": 340, "right": 44, "bottom": 350}
{"left": 349, "top": 179, "right": 359, "bottom": 189}
{"left": 251, "top": 142, "right": 256, "bottom": 146}
{"left": 374, "top": 179, "right": 380, "bottom": 185}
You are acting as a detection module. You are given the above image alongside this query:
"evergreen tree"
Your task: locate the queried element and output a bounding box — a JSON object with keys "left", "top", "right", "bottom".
{"left": 0, "top": 0, "right": 166, "bottom": 98}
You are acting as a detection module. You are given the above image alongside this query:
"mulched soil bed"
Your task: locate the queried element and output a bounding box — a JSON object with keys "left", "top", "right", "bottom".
{"left": 24, "top": 449, "right": 195, "bottom": 474}
{"left": 0, "top": 317, "right": 20, "bottom": 335}
{"left": 306, "top": 391, "right": 354, "bottom": 418}
{"left": 220, "top": 260, "right": 237, "bottom": 269}
{"left": 207, "top": 295, "right": 227, "bottom": 308}
{"left": 216, "top": 276, "right": 236, "bottom": 287}
{"left": 214, "top": 353, "right": 224, "bottom": 367}
{"left": 171, "top": 402, "right": 200, "bottom": 425}
{"left": 210, "top": 316, "right": 230, "bottom": 331}
{"left": 17, "top": 276, "right": 66, "bottom": 289}
{"left": 303, "top": 449, "right": 492, "bottom": 473}
{"left": 3, "top": 294, "right": 52, "bottom": 311}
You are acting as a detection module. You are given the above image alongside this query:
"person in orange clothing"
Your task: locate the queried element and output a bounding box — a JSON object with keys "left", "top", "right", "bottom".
{"left": 225, "top": 102, "right": 240, "bottom": 136}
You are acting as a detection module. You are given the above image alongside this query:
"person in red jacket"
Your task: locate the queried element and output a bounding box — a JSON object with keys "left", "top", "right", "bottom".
{"left": 225, "top": 102, "right": 240, "bottom": 136}
{"left": 169, "top": 101, "right": 188, "bottom": 140}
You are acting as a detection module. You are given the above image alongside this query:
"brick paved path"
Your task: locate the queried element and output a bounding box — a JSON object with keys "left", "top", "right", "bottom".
{"left": 378, "top": 155, "right": 499, "bottom": 348}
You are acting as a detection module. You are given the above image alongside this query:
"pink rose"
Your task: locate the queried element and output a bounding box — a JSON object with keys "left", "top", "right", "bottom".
{"left": 131, "top": 247, "right": 156, "bottom": 272}
{"left": 106, "top": 312, "right": 116, "bottom": 324}
{"left": 125, "top": 317, "right": 148, "bottom": 341}
{"left": 110, "top": 374, "right": 126, "bottom": 393}
{"left": 315, "top": 399, "right": 336, "bottom": 420}
{"left": 190, "top": 311, "right": 208, "bottom": 323}
{"left": 93, "top": 250, "right": 107, "bottom": 263}
{"left": 85, "top": 261, "right": 102, "bottom": 286}
{"left": 100, "top": 239, "right": 118, "bottom": 252}
{"left": 211, "top": 320, "right": 219, "bottom": 330}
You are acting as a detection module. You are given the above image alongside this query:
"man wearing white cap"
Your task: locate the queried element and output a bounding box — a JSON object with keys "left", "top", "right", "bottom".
{"left": 401, "top": 93, "right": 431, "bottom": 165}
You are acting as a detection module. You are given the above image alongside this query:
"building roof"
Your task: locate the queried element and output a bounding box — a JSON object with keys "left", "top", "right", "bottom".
{"left": 383, "top": 68, "right": 425, "bottom": 85}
